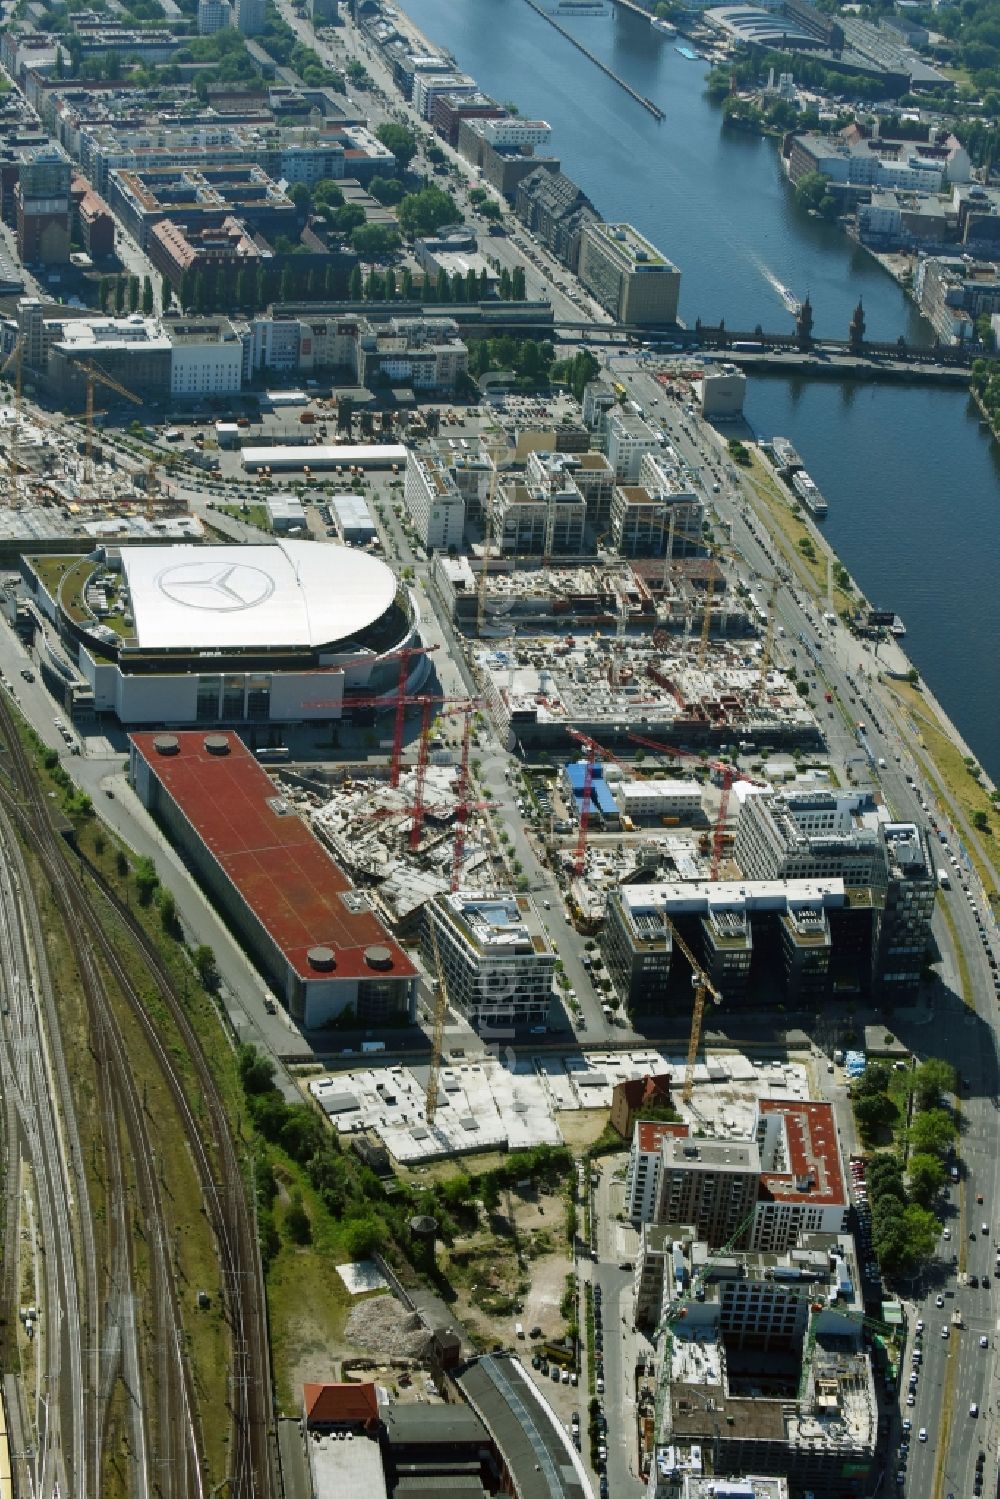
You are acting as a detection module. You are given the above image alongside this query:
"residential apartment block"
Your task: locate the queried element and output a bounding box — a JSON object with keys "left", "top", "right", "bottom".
{"left": 625, "top": 1098, "right": 850, "bottom": 1253}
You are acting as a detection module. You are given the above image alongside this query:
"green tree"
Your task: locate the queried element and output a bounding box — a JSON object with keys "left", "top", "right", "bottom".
{"left": 158, "top": 887, "right": 180, "bottom": 936}
{"left": 128, "top": 276, "right": 140, "bottom": 314}
{"left": 908, "top": 1107, "right": 958, "bottom": 1158}
{"left": 436, "top": 267, "right": 451, "bottom": 303}
{"left": 193, "top": 944, "right": 218, "bottom": 989}
{"left": 375, "top": 122, "right": 418, "bottom": 171}
{"left": 913, "top": 1058, "right": 957, "bottom": 1111}
{"left": 161, "top": 275, "right": 172, "bottom": 313}
{"left": 133, "top": 856, "right": 159, "bottom": 906}
{"left": 398, "top": 185, "right": 459, "bottom": 239}
{"left": 284, "top": 1189, "right": 312, "bottom": 1245}
{"left": 511, "top": 265, "right": 526, "bottom": 301}
{"left": 385, "top": 267, "right": 397, "bottom": 299}
{"left": 280, "top": 265, "right": 295, "bottom": 302}
{"left": 854, "top": 1090, "right": 897, "bottom": 1139}
{"left": 351, "top": 223, "right": 401, "bottom": 257}
{"left": 466, "top": 267, "right": 479, "bottom": 302}
{"left": 349, "top": 264, "right": 363, "bottom": 300}
{"left": 499, "top": 266, "right": 512, "bottom": 300}
{"left": 141, "top": 274, "right": 154, "bottom": 316}
{"left": 900, "top": 1202, "right": 940, "bottom": 1264}
{"left": 369, "top": 175, "right": 405, "bottom": 206}
{"left": 342, "top": 1213, "right": 387, "bottom": 1258}
{"left": 289, "top": 181, "right": 311, "bottom": 214}
{"left": 238, "top": 1043, "right": 276, "bottom": 1095}
{"left": 114, "top": 277, "right": 127, "bottom": 315}
{"left": 236, "top": 266, "right": 253, "bottom": 309}
{"left": 451, "top": 270, "right": 465, "bottom": 303}
{"left": 907, "top": 1152, "right": 945, "bottom": 1208}
{"left": 400, "top": 266, "right": 413, "bottom": 299}
{"left": 99, "top": 277, "right": 113, "bottom": 314}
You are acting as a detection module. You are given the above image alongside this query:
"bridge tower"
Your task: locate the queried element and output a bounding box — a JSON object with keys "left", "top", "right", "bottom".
{"left": 795, "top": 293, "right": 814, "bottom": 351}
{"left": 849, "top": 298, "right": 866, "bottom": 354}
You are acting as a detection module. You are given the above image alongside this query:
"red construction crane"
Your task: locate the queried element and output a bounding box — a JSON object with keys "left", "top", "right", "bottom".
{"left": 407, "top": 695, "right": 480, "bottom": 852}
{"left": 566, "top": 728, "right": 631, "bottom": 877}
{"left": 626, "top": 732, "right": 764, "bottom": 881}
{"left": 450, "top": 705, "right": 474, "bottom": 891}
{"left": 304, "top": 643, "right": 439, "bottom": 782}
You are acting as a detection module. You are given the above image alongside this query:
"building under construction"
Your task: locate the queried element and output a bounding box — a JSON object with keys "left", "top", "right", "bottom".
{"left": 473, "top": 632, "right": 820, "bottom": 751}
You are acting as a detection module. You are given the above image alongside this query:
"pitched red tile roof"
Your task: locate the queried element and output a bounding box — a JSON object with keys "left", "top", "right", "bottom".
{"left": 302, "top": 1382, "right": 379, "bottom": 1428}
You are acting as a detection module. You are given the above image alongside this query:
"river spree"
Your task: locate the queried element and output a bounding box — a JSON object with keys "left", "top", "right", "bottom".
{"left": 402, "top": 0, "right": 1000, "bottom": 777}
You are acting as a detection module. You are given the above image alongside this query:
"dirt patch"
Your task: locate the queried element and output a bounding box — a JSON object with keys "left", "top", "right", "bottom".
{"left": 441, "top": 1184, "right": 573, "bottom": 1348}
{"left": 556, "top": 1109, "right": 611, "bottom": 1152}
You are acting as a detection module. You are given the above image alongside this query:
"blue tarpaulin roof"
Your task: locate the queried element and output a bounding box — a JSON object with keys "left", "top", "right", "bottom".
{"left": 565, "top": 761, "right": 619, "bottom": 817}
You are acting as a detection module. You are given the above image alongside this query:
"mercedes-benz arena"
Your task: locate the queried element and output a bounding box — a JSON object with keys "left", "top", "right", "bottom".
{"left": 23, "top": 539, "right": 427, "bottom": 725}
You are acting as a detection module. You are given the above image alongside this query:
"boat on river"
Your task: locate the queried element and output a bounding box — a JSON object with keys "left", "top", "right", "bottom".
{"left": 650, "top": 15, "right": 677, "bottom": 34}
{"left": 792, "top": 469, "right": 828, "bottom": 517}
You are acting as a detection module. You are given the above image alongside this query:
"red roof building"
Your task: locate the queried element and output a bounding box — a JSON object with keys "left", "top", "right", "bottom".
{"left": 302, "top": 1381, "right": 380, "bottom": 1430}
{"left": 129, "top": 731, "right": 417, "bottom": 1030}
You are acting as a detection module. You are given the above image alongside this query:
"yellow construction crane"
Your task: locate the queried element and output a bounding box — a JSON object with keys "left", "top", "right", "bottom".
{"left": 424, "top": 916, "right": 450, "bottom": 1127}
{"left": 0, "top": 337, "right": 25, "bottom": 481}
{"left": 662, "top": 913, "right": 722, "bottom": 1105}
{"left": 143, "top": 450, "right": 178, "bottom": 521}
{"left": 73, "top": 359, "right": 142, "bottom": 492}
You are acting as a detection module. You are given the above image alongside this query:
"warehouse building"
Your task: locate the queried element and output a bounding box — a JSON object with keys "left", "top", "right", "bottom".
{"left": 241, "top": 444, "right": 408, "bottom": 473}
{"left": 130, "top": 730, "right": 418, "bottom": 1028}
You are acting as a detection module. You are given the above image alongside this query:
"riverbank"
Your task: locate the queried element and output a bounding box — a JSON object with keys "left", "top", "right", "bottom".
{"left": 370, "top": 0, "right": 1000, "bottom": 888}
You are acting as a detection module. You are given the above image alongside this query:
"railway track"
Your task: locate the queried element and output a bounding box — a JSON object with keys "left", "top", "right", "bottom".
{"left": 0, "top": 696, "right": 275, "bottom": 1498}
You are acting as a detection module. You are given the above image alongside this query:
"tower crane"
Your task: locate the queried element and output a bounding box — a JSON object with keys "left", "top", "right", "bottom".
{"left": 661, "top": 912, "right": 722, "bottom": 1105}
{"left": 424, "top": 911, "right": 450, "bottom": 1127}
{"left": 0, "top": 337, "right": 25, "bottom": 482}
{"left": 72, "top": 359, "right": 142, "bottom": 492}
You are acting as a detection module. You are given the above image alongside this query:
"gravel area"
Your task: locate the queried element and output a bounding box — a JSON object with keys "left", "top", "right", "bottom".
{"left": 344, "top": 1296, "right": 431, "bottom": 1360}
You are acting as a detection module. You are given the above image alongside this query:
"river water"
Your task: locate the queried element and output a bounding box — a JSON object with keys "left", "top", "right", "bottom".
{"left": 401, "top": 0, "right": 1000, "bottom": 776}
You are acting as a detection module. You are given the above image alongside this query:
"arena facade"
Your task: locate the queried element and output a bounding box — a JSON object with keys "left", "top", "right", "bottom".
{"left": 22, "top": 540, "right": 427, "bottom": 726}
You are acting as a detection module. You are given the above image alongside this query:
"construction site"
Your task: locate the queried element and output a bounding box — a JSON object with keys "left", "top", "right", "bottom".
{"left": 307, "top": 1049, "right": 812, "bottom": 1164}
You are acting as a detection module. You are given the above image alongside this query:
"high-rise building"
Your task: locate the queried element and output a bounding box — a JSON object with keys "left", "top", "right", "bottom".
{"left": 233, "top": 0, "right": 265, "bottom": 33}
{"left": 15, "top": 145, "right": 72, "bottom": 265}
{"left": 578, "top": 221, "right": 681, "bottom": 325}
{"left": 423, "top": 891, "right": 556, "bottom": 1032}
{"left": 403, "top": 451, "right": 465, "bottom": 551}
{"left": 197, "top": 0, "right": 232, "bottom": 34}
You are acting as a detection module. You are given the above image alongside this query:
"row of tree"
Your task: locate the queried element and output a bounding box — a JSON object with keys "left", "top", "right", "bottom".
{"left": 98, "top": 274, "right": 155, "bottom": 316}
{"left": 853, "top": 1057, "right": 959, "bottom": 1279}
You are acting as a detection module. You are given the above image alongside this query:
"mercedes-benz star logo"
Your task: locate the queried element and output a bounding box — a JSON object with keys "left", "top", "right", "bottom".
{"left": 156, "top": 562, "right": 276, "bottom": 613}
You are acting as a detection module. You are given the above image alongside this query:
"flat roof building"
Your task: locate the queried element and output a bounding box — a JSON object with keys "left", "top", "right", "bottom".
{"left": 578, "top": 221, "right": 681, "bottom": 326}
{"left": 130, "top": 730, "right": 418, "bottom": 1029}
{"left": 602, "top": 877, "right": 848, "bottom": 1014}
{"left": 404, "top": 450, "right": 465, "bottom": 550}
{"left": 424, "top": 891, "right": 556, "bottom": 1033}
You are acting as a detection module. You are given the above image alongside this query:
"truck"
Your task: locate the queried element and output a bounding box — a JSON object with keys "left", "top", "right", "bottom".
{"left": 937, "top": 868, "right": 951, "bottom": 890}
{"left": 361, "top": 1040, "right": 386, "bottom": 1054}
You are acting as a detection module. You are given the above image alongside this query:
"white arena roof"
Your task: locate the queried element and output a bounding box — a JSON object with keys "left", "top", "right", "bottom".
{"left": 241, "top": 444, "right": 408, "bottom": 471}
{"left": 120, "top": 539, "right": 398, "bottom": 651}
